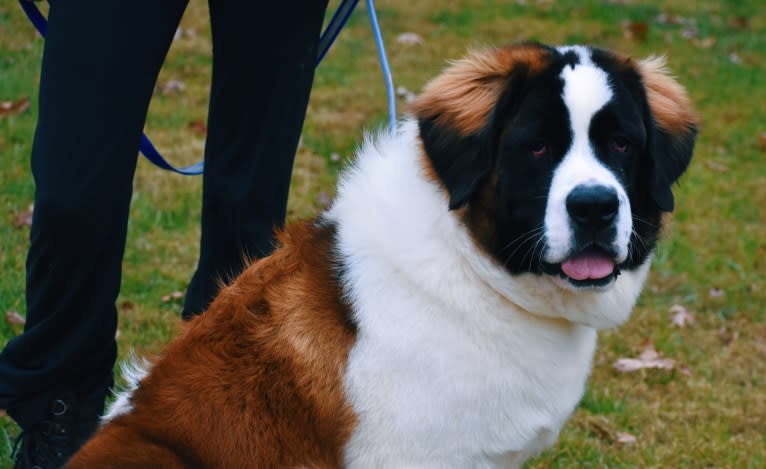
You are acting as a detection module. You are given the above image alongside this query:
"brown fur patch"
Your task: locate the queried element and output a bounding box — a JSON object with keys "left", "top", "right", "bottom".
{"left": 637, "top": 56, "right": 699, "bottom": 136}
{"left": 462, "top": 171, "right": 501, "bottom": 257}
{"left": 410, "top": 43, "right": 552, "bottom": 135}
{"left": 416, "top": 136, "right": 445, "bottom": 191}
{"left": 68, "top": 222, "right": 357, "bottom": 469}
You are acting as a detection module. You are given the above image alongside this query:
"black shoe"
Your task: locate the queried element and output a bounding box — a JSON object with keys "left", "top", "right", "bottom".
{"left": 11, "top": 390, "right": 105, "bottom": 469}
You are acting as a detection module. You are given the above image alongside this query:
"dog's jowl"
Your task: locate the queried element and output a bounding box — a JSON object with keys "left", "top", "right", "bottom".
{"left": 69, "top": 43, "right": 697, "bottom": 469}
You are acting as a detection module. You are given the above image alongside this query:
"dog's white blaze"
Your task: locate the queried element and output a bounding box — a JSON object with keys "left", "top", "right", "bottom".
{"left": 101, "top": 356, "right": 151, "bottom": 423}
{"left": 544, "top": 47, "right": 632, "bottom": 265}
{"left": 329, "top": 117, "right": 649, "bottom": 468}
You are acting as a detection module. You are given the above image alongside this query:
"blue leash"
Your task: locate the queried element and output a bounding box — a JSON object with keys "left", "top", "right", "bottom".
{"left": 366, "top": 0, "right": 397, "bottom": 131}
{"left": 18, "top": 0, "right": 396, "bottom": 175}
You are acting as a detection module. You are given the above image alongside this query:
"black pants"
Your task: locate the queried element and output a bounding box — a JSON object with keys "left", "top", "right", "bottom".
{"left": 0, "top": 0, "right": 328, "bottom": 428}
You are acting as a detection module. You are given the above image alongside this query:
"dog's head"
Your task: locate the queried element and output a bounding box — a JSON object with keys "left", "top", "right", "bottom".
{"left": 413, "top": 43, "right": 697, "bottom": 291}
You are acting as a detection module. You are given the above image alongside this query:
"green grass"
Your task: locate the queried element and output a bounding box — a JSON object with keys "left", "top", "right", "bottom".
{"left": 1, "top": 0, "right": 765, "bottom": 467}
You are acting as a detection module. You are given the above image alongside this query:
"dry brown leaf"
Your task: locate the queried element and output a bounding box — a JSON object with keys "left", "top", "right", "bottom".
{"left": 173, "top": 27, "right": 197, "bottom": 41}
{"left": 581, "top": 416, "right": 636, "bottom": 446}
{"left": 696, "top": 37, "right": 716, "bottom": 49}
{"left": 623, "top": 21, "right": 649, "bottom": 42}
{"left": 669, "top": 304, "right": 695, "bottom": 328}
{"left": 161, "top": 291, "right": 184, "bottom": 302}
{"left": 681, "top": 26, "right": 699, "bottom": 39}
{"left": 0, "top": 97, "right": 31, "bottom": 119}
{"left": 161, "top": 79, "right": 186, "bottom": 96}
{"left": 656, "top": 13, "right": 686, "bottom": 25}
{"left": 718, "top": 326, "right": 739, "bottom": 346}
{"left": 583, "top": 415, "right": 615, "bottom": 441}
{"left": 188, "top": 120, "right": 207, "bottom": 136}
{"left": 732, "top": 16, "right": 748, "bottom": 30}
{"left": 616, "top": 431, "right": 637, "bottom": 444}
{"left": 709, "top": 287, "right": 725, "bottom": 298}
{"left": 396, "top": 32, "right": 423, "bottom": 46}
{"left": 613, "top": 340, "right": 675, "bottom": 372}
{"left": 13, "top": 204, "right": 34, "bottom": 229}
{"left": 315, "top": 191, "right": 332, "bottom": 208}
{"left": 758, "top": 133, "right": 766, "bottom": 152}
{"left": 613, "top": 357, "right": 675, "bottom": 372}
{"left": 638, "top": 339, "right": 659, "bottom": 360}
{"left": 705, "top": 160, "right": 729, "bottom": 172}
{"left": 5, "top": 311, "right": 26, "bottom": 326}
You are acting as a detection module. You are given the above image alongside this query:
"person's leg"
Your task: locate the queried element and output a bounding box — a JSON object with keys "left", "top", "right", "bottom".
{"left": 0, "top": 0, "right": 187, "bottom": 464}
{"left": 183, "top": 0, "right": 329, "bottom": 318}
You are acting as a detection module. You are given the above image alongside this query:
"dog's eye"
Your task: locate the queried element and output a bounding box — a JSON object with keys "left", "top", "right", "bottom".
{"left": 531, "top": 141, "right": 548, "bottom": 157}
{"left": 612, "top": 136, "right": 630, "bottom": 153}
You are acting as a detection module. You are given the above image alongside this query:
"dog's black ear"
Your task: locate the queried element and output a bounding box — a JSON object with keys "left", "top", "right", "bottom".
{"left": 647, "top": 123, "right": 697, "bottom": 212}
{"left": 411, "top": 45, "right": 546, "bottom": 210}
{"left": 416, "top": 112, "right": 491, "bottom": 210}
{"left": 638, "top": 57, "right": 699, "bottom": 212}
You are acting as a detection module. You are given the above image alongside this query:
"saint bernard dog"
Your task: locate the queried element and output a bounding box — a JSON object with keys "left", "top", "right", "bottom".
{"left": 69, "top": 43, "right": 697, "bottom": 468}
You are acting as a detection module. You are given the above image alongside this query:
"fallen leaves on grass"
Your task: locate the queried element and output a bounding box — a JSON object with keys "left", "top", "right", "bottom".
{"left": 681, "top": 25, "right": 699, "bottom": 39}
{"left": 709, "top": 287, "right": 725, "bottom": 298}
{"left": 161, "top": 291, "right": 184, "bottom": 303}
{"left": 0, "top": 97, "right": 30, "bottom": 119}
{"left": 5, "top": 311, "right": 25, "bottom": 326}
{"left": 581, "top": 415, "right": 637, "bottom": 446}
{"left": 13, "top": 204, "right": 34, "bottom": 228}
{"left": 622, "top": 21, "right": 649, "bottom": 42}
{"left": 718, "top": 326, "right": 739, "bottom": 346}
{"left": 616, "top": 432, "right": 637, "bottom": 445}
{"left": 704, "top": 160, "right": 729, "bottom": 173}
{"left": 396, "top": 32, "right": 423, "bottom": 46}
{"left": 656, "top": 13, "right": 689, "bottom": 26}
{"left": 161, "top": 79, "right": 186, "bottom": 96}
{"left": 669, "top": 304, "right": 695, "bottom": 328}
{"left": 613, "top": 340, "right": 676, "bottom": 372}
{"left": 758, "top": 132, "right": 766, "bottom": 152}
{"left": 188, "top": 119, "right": 207, "bottom": 136}
{"left": 174, "top": 27, "right": 197, "bottom": 41}
{"left": 732, "top": 16, "right": 748, "bottom": 31}
{"left": 315, "top": 190, "right": 332, "bottom": 208}
{"left": 691, "top": 37, "right": 716, "bottom": 49}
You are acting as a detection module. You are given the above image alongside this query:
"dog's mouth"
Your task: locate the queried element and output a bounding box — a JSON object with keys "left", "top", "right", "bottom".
{"left": 543, "top": 245, "right": 620, "bottom": 288}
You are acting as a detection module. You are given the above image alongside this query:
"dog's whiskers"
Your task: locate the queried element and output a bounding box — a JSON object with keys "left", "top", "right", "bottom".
{"left": 632, "top": 214, "right": 659, "bottom": 229}
{"left": 498, "top": 225, "right": 544, "bottom": 255}
{"left": 505, "top": 232, "right": 543, "bottom": 267}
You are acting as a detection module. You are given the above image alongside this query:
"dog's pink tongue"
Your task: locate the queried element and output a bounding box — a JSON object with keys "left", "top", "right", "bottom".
{"left": 561, "top": 251, "right": 615, "bottom": 281}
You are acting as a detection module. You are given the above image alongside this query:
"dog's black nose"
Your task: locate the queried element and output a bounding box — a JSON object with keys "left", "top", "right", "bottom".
{"left": 566, "top": 185, "right": 619, "bottom": 229}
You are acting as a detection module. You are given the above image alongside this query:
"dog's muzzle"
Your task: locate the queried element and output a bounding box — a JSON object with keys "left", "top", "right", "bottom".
{"left": 546, "top": 184, "right": 622, "bottom": 287}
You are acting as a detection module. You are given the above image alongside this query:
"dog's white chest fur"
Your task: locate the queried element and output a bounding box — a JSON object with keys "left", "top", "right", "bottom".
{"left": 343, "top": 290, "right": 596, "bottom": 468}
{"left": 326, "top": 121, "right": 647, "bottom": 467}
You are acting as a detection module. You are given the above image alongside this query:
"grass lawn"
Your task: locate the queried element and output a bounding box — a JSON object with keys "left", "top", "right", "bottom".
{"left": 1, "top": 0, "right": 764, "bottom": 467}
